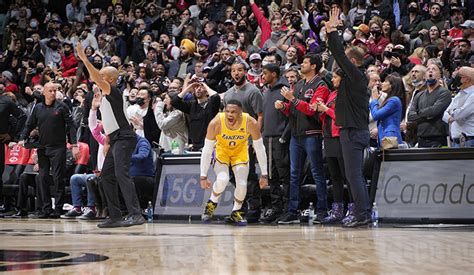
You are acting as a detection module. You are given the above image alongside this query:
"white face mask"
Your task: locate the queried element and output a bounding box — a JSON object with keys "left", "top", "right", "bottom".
{"left": 343, "top": 31, "right": 353, "bottom": 42}
{"left": 319, "top": 31, "right": 326, "bottom": 42}
{"left": 262, "top": 61, "right": 270, "bottom": 66}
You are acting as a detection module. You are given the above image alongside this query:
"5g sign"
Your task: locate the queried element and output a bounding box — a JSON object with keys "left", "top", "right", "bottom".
{"left": 161, "top": 174, "right": 204, "bottom": 207}
{"left": 155, "top": 164, "right": 236, "bottom": 215}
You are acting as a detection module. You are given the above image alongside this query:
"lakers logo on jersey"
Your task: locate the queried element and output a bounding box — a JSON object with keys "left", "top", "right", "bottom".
{"left": 215, "top": 113, "right": 251, "bottom": 166}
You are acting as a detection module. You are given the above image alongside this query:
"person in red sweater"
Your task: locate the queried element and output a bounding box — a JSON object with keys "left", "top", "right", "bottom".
{"left": 367, "top": 19, "right": 390, "bottom": 59}
{"left": 249, "top": 0, "right": 281, "bottom": 48}
{"left": 61, "top": 41, "right": 78, "bottom": 77}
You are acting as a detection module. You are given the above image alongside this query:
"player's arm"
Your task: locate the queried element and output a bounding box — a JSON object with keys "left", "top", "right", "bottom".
{"left": 75, "top": 43, "right": 111, "bottom": 95}
{"left": 248, "top": 117, "right": 268, "bottom": 189}
{"left": 200, "top": 115, "right": 219, "bottom": 188}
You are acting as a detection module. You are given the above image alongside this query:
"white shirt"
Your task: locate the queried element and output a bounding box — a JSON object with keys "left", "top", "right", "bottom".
{"left": 127, "top": 104, "right": 148, "bottom": 137}
{"left": 443, "top": 85, "right": 474, "bottom": 138}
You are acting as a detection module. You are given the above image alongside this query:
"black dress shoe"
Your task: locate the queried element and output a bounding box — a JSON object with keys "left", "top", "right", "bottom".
{"left": 97, "top": 218, "right": 123, "bottom": 228}
{"left": 7, "top": 210, "right": 28, "bottom": 218}
{"left": 121, "top": 214, "right": 145, "bottom": 227}
{"left": 342, "top": 217, "right": 371, "bottom": 228}
{"left": 28, "top": 211, "right": 41, "bottom": 219}
{"left": 0, "top": 210, "right": 18, "bottom": 218}
{"left": 49, "top": 210, "right": 63, "bottom": 219}
{"left": 38, "top": 211, "right": 53, "bottom": 219}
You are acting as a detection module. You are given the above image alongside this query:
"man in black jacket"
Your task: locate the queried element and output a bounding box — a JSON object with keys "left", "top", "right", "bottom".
{"left": 326, "top": 7, "right": 371, "bottom": 227}
{"left": 171, "top": 79, "right": 220, "bottom": 150}
{"left": 259, "top": 64, "right": 289, "bottom": 223}
{"left": 276, "top": 54, "right": 330, "bottom": 224}
{"left": 19, "top": 82, "right": 79, "bottom": 218}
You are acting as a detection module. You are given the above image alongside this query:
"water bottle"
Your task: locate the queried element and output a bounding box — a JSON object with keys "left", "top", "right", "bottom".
{"left": 147, "top": 201, "right": 153, "bottom": 223}
{"left": 171, "top": 140, "right": 180, "bottom": 154}
{"left": 308, "top": 202, "right": 315, "bottom": 225}
{"left": 371, "top": 202, "right": 379, "bottom": 227}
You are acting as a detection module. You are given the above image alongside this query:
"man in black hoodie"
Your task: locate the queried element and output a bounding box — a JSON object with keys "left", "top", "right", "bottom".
{"left": 260, "top": 64, "right": 289, "bottom": 223}
{"left": 327, "top": 7, "right": 371, "bottom": 228}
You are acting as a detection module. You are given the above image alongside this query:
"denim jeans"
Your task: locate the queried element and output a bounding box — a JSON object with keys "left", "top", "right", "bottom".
{"left": 288, "top": 135, "right": 327, "bottom": 214}
{"left": 452, "top": 139, "right": 474, "bottom": 148}
{"left": 340, "top": 128, "right": 370, "bottom": 219}
{"left": 70, "top": 174, "right": 96, "bottom": 207}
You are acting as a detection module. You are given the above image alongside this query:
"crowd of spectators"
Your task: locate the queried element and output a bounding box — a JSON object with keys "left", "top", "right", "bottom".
{"left": 0, "top": 0, "right": 473, "bottom": 224}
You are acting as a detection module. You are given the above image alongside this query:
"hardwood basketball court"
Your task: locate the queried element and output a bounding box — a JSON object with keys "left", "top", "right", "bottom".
{"left": 0, "top": 219, "right": 472, "bottom": 274}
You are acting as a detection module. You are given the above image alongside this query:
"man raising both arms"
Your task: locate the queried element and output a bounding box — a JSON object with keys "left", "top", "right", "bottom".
{"left": 200, "top": 100, "right": 268, "bottom": 226}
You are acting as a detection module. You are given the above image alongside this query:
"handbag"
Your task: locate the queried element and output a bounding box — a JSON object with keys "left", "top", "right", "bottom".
{"left": 381, "top": 136, "right": 399, "bottom": 150}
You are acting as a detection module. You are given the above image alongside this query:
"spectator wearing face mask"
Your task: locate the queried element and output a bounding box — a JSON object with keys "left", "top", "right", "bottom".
{"left": 247, "top": 53, "right": 262, "bottom": 87}
{"left": 39, "top": 36, "right": 62, "bottom": 69}
{"left": 367, "top": 18, "right": 390, "bottom": 58}
{"left": 60, "top": 41, "right": 78, "bottom": 77}
{"left": 407, "top": 63, "right": 451, "bottom": 148}
{"left": 154, "top": 92, "right": 188, "bottom": 153}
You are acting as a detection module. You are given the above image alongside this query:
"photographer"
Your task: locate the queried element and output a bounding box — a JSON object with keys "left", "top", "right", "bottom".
{"left": 171, "top": 76, "right": 220, "bottom": 150}
{"left": 380, "top": 45, "right": 413, "bottom": 80}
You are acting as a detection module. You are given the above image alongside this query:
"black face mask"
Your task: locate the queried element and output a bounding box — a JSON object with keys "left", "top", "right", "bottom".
{"left": 449, "top": 75, "right": 462, "bottom": 91}
{"left": 93, "top": 63, "right": 102, "bottom": 69}
{"left": 36, "top": 67, "right": 44, "bottom": 74}
{"left": 64, "top": 50, "right": 72, "bottom": 55}
{"left": 408, "top": 7, "right": 418, "bottom": 13}
{"left": 110, "top": 62, "right": 120, "bottom": 68}
{"left": 135, "top": 97, "right": 146, "bottom": 106}
{"left": 84, "top": 19, "right": 92, "bottom": 25}
{"left": 237, "top": 25, "right": 247, "bottom": 32}
{"left": 371, "top": 30, "right": 382, "bottom": 38}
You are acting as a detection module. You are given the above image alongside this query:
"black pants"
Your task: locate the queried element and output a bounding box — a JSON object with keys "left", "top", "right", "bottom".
{"left": 101, "top": 137, "right": 141, "bottom": 220}
{"left": 326, "top": 156, "right": 352, "bottom": 203}
{"left": 245, "top": 145, "right": 260, "bottom": 215}
{"left": 18, "top": 173, "right": 51, "bottom": 211}
{"left": 263, "top": 136, "right": 289, "bottom": 212}
{"left": 133, "top": 176, "right": 155, "bottom": 209}
{"left": 418, "top": 136, "right": 447, "bottom": 148}
{"left": 0, "top": 143, "right": 4, "bottom": 203}
{"left": 37, "top": 146, "right": 66, "bottom": 212}
{"left": 340, "top": 128, "right": 370, "bottom": 220}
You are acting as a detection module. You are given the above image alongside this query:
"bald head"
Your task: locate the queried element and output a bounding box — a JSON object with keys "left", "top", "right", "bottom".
{"left": 458, "top": 66, "right": 474, "bottom": 89}
{"left": 43, "top": 82, "right": 58, "bottom": 104}
{"left": 100, "top": 66, "right": 119, "bottom": 85}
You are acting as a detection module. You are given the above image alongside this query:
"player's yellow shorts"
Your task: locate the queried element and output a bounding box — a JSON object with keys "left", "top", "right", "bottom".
{"left": 215, "top": 147, "right": 249, "bottom": 167}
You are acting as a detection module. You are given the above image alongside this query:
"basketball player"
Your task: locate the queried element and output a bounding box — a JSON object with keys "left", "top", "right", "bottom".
{"left": 200, "top": 100, "right": 268, "bottom": 225}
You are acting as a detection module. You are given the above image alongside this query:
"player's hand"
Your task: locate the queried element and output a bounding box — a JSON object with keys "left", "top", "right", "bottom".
{"left": 259, "top": 175, "right": 268, "bottom": 189}
{"left": 200, "top": 176, "right": 212, "bottom": 189}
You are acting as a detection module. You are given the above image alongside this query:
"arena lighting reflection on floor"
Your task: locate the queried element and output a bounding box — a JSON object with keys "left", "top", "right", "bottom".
{"left": 0, "top": 250, "right": 108, "bottom": 272}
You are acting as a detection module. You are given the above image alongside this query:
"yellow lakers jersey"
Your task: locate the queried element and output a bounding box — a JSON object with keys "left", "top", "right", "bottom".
{"left": 215, "top": 112, "right": 250, "bottom": 166}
